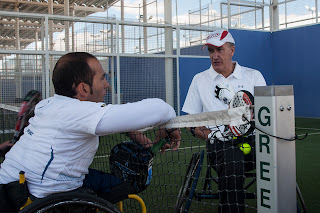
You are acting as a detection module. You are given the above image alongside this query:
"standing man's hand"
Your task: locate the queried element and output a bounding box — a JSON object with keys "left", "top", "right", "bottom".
{"left": 215, "top": 84, "right": 235, "bottom": 105}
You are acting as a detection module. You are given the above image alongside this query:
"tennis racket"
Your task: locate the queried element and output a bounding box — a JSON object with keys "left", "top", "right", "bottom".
{"left": 11, "top": 90, "right": 41, "bottom": 144}
{"left": 228, "top": 90, "right": 254, "bottom": 137}
{"left": 109, "top": 139, "right": 168, "bottom": 193}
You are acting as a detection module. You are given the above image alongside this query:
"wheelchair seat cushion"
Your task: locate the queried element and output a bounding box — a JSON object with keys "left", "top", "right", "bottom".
{"left": 0, "top": 180, "right": 29, "bottom": 212}
{"left": 99, "top": 182, "right": 137, "bottom": 204}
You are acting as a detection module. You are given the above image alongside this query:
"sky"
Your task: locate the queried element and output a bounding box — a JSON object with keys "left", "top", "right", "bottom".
{"left": 90, "top": 0, "right": 224, "bottom": 24}
{"left": 88, "top": 0, "right": 316, "bottom": 25}
{"left": 2, "top": 0, "right": 318, "bottom": 60}
{"left": 48, "top": 0, "right": 315, "bottom": 53}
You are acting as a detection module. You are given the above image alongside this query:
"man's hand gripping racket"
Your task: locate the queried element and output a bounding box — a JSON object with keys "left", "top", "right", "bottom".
{"left": 153, "top": 128, "right": 181, "bottom": 153}
{"left": 214, "top": 84, "right": 235, "bottom": 105}
{"left": 109, "top": 128, "right": 180, "bottom": 193}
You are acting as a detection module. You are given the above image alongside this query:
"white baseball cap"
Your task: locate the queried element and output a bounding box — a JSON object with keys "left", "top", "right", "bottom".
{"left": 202, "top": 29, "right": 235, "bottom": 49}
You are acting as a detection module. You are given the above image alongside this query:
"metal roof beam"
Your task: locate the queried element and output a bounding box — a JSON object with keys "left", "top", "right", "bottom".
{"left": 0, "top": 37, "right": 35, "bottom": 42}
{"left": 0, "top": 0, "right": 106, "bottom": 12}
{"left": 0, "top": 25, "right": 63, "bottom": 31}
{"left": 0, "top": 20, "right": 40, "bottom": 26}
{"left": 0, "top": 21, "right": 65, "bottom": 29}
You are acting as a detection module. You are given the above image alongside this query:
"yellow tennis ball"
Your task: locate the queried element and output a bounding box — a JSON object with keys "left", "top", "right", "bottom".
{"left": 239, "top": 143, "right": 251, "bottom": 155}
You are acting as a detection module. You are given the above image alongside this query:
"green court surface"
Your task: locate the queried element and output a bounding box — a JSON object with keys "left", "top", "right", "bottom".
{"left": 1, "top": 117, "right": 319, "bottom": 212}
{"left": 295, "top": 117, "right": 320, "bottom": 213}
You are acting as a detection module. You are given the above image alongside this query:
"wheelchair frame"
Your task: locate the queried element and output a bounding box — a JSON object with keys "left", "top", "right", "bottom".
{"left": 12, "top": 170, "right": 147, "bottom": 213}
{"left": 175, "top": 151, "right": 307, "bottom": 213}
{"left": 18, "top": 191, "right": 146, "bottom": 213}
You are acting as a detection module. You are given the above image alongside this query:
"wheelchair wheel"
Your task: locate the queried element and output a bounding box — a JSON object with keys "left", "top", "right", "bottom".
{"left": 19, "top": 192, "right": 122, "bottom": 213}
{"left": 296, "top": 183, "right": 307, "bottom": 213}
{"left": 175, "top": 152, "right": 199, "bottom": 213}
{"left": 175, "top": 151, "right": 204, "bottom": 213}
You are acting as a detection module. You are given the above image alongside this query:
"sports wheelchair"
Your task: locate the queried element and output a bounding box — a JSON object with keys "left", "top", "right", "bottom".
{"left": 0, "top": 171, "right": 147, "bottom": 213}
{"left": 18, "top": 192, "right": 146, "bottom": 213}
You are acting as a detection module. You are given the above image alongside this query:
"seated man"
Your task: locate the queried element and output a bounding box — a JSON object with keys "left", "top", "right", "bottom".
{"left": 0, "top": 52, "right": 180, "bottom": 211}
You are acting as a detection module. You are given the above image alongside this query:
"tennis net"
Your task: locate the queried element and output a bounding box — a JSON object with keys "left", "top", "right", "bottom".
{"left": 93, "top": 105, "right": 256, "bottom": 213}
{"left": 0, "top": 102, "right": 256, "bottom": 212}
{"left": 0, "top": 104, "right": 20, "bottom": 142}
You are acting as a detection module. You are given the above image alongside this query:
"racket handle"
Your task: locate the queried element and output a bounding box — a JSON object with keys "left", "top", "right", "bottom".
{"left": 11, "top": 132, "right": 20, "bottom": 144}
{"left": 150, "top": 139, "right": 168, "bottom": 154}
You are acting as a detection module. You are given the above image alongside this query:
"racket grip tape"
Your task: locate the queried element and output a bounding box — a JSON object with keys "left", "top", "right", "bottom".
{"left": 150, "top": 139, "right": 168, "bottom": 154}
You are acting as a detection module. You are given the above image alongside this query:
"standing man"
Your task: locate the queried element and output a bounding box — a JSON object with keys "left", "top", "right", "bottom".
{"left": 182, "top": 29, "right": 266, "bottom": 213}
{"left": 0, "top": 52, "right": 180, "bottom": 209}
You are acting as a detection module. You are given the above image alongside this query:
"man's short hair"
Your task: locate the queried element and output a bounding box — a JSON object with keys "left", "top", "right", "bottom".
{"left": 52, "top": 52, "right": 97, "bottom": 98}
